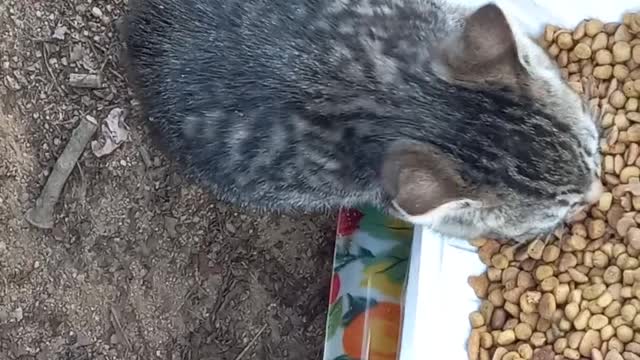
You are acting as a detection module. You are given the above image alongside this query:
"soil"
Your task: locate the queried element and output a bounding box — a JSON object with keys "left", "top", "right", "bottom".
{"left": 0, "top": 1, "right": 336, "bottom": 359}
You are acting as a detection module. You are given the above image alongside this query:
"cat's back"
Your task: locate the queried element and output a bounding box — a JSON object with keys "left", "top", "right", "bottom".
{"left": 124, "top": 0, "right": 463, "bottom": 210}
{"left": 126, "top": 0, "right": 318, "bottom": 102}
{"left": 126, "top": 0, "right": 458, "bottom": 103}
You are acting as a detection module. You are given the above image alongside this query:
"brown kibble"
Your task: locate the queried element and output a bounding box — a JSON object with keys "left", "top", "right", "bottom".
{"left": 535, "top": 265, "right": 554, "bottom": 281}
{"left": 614, "top": 24, "right": 633, "bottom": 42}
{"left": 469, "top": 329, "right": 481, "bottom": 360}
{"left": 544, "top": 25, "right": 557, "bottom": 42}
{"left": 617, "top": 325, "right": 634, "bottom": 343}
{"left": 597, "top": 49, "right": 615, "bottom": 65}
{"left": 573, "top": 21, "right": 587, "bottom": 40}
{"left": 586, "top": 20, "right": 605, "bottom": 37}
{"left": 574, "top": 43, "right": 592, "bottom": 59}
{"left": 593, "top": 33, "right": 609, "bottom": 51}
{"left": 569, "top": 331, "right": 585, "bottom": 349}
{"left": 565, "top": 302, "right": 580, "bottom": 320}
{"left": 548, "top": 43, "right": 561, "bottom": 57}
{"left": 593, "top": 250, "right": 610, "bottom": 268}
{"left": 479, "top": 301, "right": 494, "bottom": 325}
{"left": 633, "top": 45, "right": 640, "bottom": 64}
{"left": 584, "top": 283, "right": 607, "bottom": 300}
{"left": 515, "top": 322, "right": 533, "bottom": 341}
{"left": 608, "top": 204, "right": 626, "bottom": 228}
{"left": 628, "top": 124, "right": 640, "bottom": 142}
{"left": 602, "top": 265, "right": 622, "bottom": 285}
{"left": 502, "top": 266, "right": 519, "bottom": 286}
{"left": 538, "top": 293, "right": 556, "bottom": 320}
{"left": 481, "top": 332, "right": 493, "bottom": 349}
{"left": 574, "top": 309, "right": 592, "bottom": 330}
{"left": 616, "top": 217, "right": 637, "bottom": 236}
{"left": 595, "top": 65, "right": 614, "bottom": 79}
{"left": 530, "top": 332, "right": 547, "bottom": 348}
{"left": 611, "top": 90, "right": 628, "bottom": 109}
{"left": 564, "top": 348, "right": 581, "bottom": 359}
{"left": 621, "top": 304, "right": 638, "bottom": 321}
{"left": 626, "top": 342, "right": 640, "bottom": 355}
{"left": 597, "top": 292, "right": 614, "bottom": 308}
{"left": 593, "top": 349, "right": 604, "bottom": 360}
{"left": 520, "top": 291, "right": 542, "bottom": 314}
{"left": 589, "top": 314, "right": 610, "bottom": 330}
{"left": 605, "top": 350, "right": 624, "bottom": 360}
{"left": 517, "top": 271, "right": 536, "bottom": 289}
{"left": 613, "top": 42, "right": 632, "bottom": 63}
{"left": 492, "top": 308, "right": 508, "bottom": 329}
{"left": 554, "top": 283, "right": 570, "bottom": 304}
{"left": 518, "top": 344, "right": 533, "bottom": 360}
{"left": 504, "top": 287, "right": 525, "bottom": 304}
{"left": 527, "top": 239, "right": 545, "bottom": 260}
{"left": 628, "top": 98, "right": 639, "bottom": 112}
{"left": 479, "top": 240, "right": 501, "bottom": 265}
{"left": 588, "top": 218, "right": 607, "bottom": 239}
{"left": 604, "top": 114, "right": 616, "bottom": 129}
{"left": 615, "top": 64, "right": 631, "bottom": 80}
{"left": 611, "top": 337, "right": 626, "bottom": 353}
{"left": 491, "top": 253, "right": 509, "bottom": 269}
{"left": 497, "top": 330, "right": 516, "bottom": 346}
{"left": 613, "top": 113, "right": 631, "bottom": 131}
{"left": 627, "top": 227, "right": 640, "bottom": 250}
{"left": 580, "top": 330, "right": 603, "bottom": 357}
{"left": 469, "top": 274, "right": 490, "bottom": 299}
{"left": 540, "top": 276, "right": 558, "bottom": 292}
{"left": 602, "top": 324, "right": 616, "bottom": 341}
{"left": 542, "top": 245, "right": 560, "bottom": 263}
{"left": 557, "top": 32, "right": 574, "bottom": 50}
{"left": 488, "top": 289, "right": 505, "bottom": 307}
{"left": 493, "top": 348, "right": 509, "bottom": 360}
{"left": 470, "top": 311, "right": 485, "bottom": 328}
{"left": 559, "top": 253, "right": 578, "bottom": 272}
{"left": 600, "top": 192, "right": 614, "bottom": 211}
{"left": 569, "top": 268, "right": 590, "bottom": 283}
{"left": 625, "top": 81, "right": 640, "bottom": 98}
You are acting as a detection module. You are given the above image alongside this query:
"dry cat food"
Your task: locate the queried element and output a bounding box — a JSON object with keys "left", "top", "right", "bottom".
{"left": 467, "top": 13, "right": 640, "bottom": 360}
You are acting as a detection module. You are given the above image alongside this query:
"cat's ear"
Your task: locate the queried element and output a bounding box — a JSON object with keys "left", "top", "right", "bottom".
{"left": 381, "top": 144, "right": 476, "bottom": 219}
{"left": 434, "top": 4, "right": 522, "bottom": 86}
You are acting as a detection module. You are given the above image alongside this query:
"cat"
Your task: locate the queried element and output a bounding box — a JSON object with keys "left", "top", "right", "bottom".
{"left": 124, "top": 0, "right": 603, "bottom": 242}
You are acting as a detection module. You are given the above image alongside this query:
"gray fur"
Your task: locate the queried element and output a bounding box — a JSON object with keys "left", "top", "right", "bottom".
{"left": 125, "top": 0, "right": 601, "bottom": 242}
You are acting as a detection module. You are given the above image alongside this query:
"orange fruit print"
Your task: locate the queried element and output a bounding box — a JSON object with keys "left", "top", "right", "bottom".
{"left": 342, "top": 302, "right": 401, "bottom": 360}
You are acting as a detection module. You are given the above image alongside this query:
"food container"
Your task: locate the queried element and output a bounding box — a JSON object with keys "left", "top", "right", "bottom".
{"left": 322, "top": 206, "right": 413, "bottom": 360}
{"left": 322, "top": 207, "right": 485, "bottom": 360}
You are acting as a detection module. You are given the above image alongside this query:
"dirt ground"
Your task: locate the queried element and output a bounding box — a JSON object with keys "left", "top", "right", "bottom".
{"left": 0, "top": 1, "right": 336, "bottom": 359}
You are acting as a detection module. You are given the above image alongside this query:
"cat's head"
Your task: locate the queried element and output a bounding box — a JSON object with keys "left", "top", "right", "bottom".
{"left": 382, "top": 3, "right": 602, "bottom": 242}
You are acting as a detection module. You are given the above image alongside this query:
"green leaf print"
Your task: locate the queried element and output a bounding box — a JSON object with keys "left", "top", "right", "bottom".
{"left": 359, "top": 244, "right": 411, "bottom": 297}
{"left": 327, "top": 296, "right": 344, "bottom": 339}
{"left": 357, "top": 206, "right": 413, "bottom": 242}
{"left": 380, "top": 258, "right": 409, "bottom": 284}
{"left": 333, "top": 355, "right": 354, "bottom": 360}
{"left": 334, "top": 245, "right": 377, "bottom": 272}
{"left": 342, "top": 294, "right": 377, "bottom": 327}
{"left": 387, "top": 244, "right": 410, "bottom": 260}
{"left": 358, "top": 247, "right": 375, "bottom": 258}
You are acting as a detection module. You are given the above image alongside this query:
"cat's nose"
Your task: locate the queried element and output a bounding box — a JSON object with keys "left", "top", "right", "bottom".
{"left": 585, "top": 180, "right": 604, "bottom": 205}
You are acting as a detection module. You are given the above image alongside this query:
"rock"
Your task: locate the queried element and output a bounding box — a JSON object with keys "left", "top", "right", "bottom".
{"left": 52, "top": 26, "right": 67, "bottom": 40}
{"left": 91, "top": 7, "right": 103, "bottom": 18}
{"left": 225, "top": 222, "right": 237, "bottom": 234}
{"left": 164, "top": 216, "right": 178, "bottom": 238}
{"left": 12, "top": 307, "right": 23, "bottom": 322}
